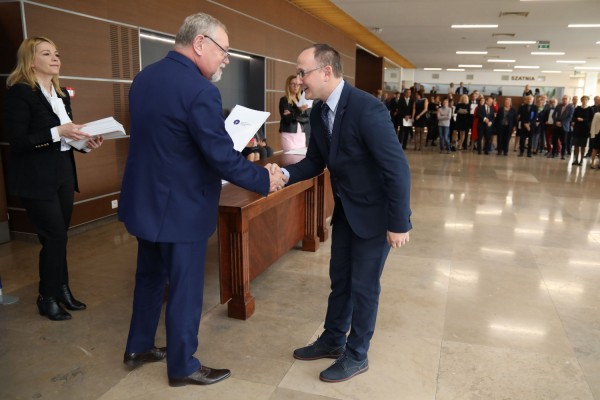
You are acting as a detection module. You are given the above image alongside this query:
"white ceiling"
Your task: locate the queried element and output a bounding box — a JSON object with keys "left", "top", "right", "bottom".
{"left": 332, "top": 0, "right": 600, "bottom": 73}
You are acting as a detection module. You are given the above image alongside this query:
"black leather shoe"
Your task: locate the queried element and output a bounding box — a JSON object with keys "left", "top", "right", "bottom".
{"left": 168, "top": 366, "right": 231, "bottom": 387}
{"left": 37, "top": 295, "right": 72, "bottom": 321}
{"left": 293, "top": 337, "right": 345, "bottom": 360}
{"left": 58, "top": 284, "right": 86, "bottom": 311}
{"left": 123, "top": 346, "right": 167, "bottom": 368}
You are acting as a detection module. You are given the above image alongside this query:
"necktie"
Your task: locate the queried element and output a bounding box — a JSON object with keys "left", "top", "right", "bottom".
{"left": 321, "top": 102, "right": 332, "bottom": 140}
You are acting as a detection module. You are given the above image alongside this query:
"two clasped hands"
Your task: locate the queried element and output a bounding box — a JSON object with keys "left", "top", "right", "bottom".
{"left": 264, "top": 163, "right": 288, "bottom": 193}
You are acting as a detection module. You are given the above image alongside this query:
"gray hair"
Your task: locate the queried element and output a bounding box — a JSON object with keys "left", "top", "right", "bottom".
{"left": 175, "top": 13, "right": 227, "bottom": 46}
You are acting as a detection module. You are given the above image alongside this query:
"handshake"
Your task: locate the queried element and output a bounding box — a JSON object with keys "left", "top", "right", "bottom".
{"left": 264, "top": 163, "right": 289, "bottom": 193}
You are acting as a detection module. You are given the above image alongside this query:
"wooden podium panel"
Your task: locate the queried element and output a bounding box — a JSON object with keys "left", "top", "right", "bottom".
{"left": 218, "top": 153, "right": 331, "bottom": 319}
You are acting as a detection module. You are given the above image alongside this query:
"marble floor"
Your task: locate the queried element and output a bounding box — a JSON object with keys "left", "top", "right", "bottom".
{"left": 1, "top": 147, "right": 600, "bottom": 400}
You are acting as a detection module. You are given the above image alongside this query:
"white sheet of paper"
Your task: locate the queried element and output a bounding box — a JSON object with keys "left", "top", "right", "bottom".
{"left": 297, "top": 92, "right": 313, "bottom": 108}
{"left": 225, "top": 105, "right": 270, "bottom": 152}
{"left": 402, "top": 118, "right": 413, "bottom": 127}
{"left": 65, "top": 116, "right": 126, "bottom": 150}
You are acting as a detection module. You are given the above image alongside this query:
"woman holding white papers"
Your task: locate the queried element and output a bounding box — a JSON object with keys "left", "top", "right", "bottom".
{"left": 279, "top": 75, "right": 309, "bottom": 152}
{"left": 4, "top": 37, "right": 103, "bottom": 321}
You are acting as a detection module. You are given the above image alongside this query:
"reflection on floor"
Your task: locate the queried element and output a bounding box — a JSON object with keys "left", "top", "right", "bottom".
{"left": 1, "top": 148, "right": 600, "bottom": 400}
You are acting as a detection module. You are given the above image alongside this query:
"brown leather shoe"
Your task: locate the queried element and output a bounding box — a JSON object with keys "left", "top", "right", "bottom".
{"left": 123, "top": 346, "right": 166, "bottom": 368}
{"left": 168, "top": 366, "right": 231, "bottom": 387}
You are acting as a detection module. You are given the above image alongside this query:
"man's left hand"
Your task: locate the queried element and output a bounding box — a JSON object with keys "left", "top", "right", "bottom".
{"left": 387, "top": 231, "right": 409, "bottom": 249}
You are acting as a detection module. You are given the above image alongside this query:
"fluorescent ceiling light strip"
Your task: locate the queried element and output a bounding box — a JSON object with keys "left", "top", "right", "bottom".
{"left": 556, "top": 60, "right": 586, "bottom": 64}
{"left": 452, "top": 24, "right": 498, "bottom": 28}
{"left": 494, "top": 69, "right": 513, "bottom": 72}
{"left": 447, "top": 68, "right": 465, "bottom": 71}
{"left": 531, "top": 52, "right": 565, "bottom": 56}
{"left": 568, "top": 24, "right": 600, "bottom": 28}
{"left": 541, "top": 70, "right": 561, "bottom": 73}
{"left": 575, "top": 67, "right": 600, "bottom": 70}
{"left": 424, "top": 68, "right": 442, "bottom": 70}
{"left": 458, "top": 64, "right": 482, "bottom": 68}
{"left": 497, "top": 40, "right": 536, "bottom": 44}
{"left": 456, "top": 51, "right": 488, "bottom": 55}
{"left": 515, "top": 65, "right": 539, "bottom": 69}
{"left": 488, "top": 59, "right": 516, "bottom": 63}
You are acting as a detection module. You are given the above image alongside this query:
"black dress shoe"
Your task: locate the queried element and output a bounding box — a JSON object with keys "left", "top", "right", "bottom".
{"left": 37, "top": 295, "right": 71, "bottom": 321}
{"left": 123, "top": 346, "right": 167, "bottom": 368}
{"left": 58, "top": 284, "right": 86, "bottom": 311}
{"left": 169, "top": 366, "right": 231, "bottom": 387}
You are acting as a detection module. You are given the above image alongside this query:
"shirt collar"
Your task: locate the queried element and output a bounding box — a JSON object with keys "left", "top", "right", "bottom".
{"left": 324, "top": 80, "right": 345, "bottom": 115}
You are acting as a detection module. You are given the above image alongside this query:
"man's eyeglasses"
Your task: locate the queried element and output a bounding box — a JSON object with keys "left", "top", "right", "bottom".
{"left": 296, "top": 65, "right": 325, "bottom": 78}
{"left": 204, "top": 35, "right": 230, "bottom": 59}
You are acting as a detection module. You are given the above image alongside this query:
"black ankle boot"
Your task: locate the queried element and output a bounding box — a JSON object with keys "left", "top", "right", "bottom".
{"left": 37, "top": 295, "right": 72, "bottom": 321}
{"left": 59, "top": 284, "right": 87, "bottom": 311}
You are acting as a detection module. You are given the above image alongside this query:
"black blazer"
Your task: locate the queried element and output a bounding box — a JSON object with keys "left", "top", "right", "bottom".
{"left": 495, "top": 106, "right": 518, "bottom": 131}
{"left": 279, "top": 96, "right": 309, "bottom": 133}
{"left": 476, "top": 104, "right": 495, "bottom": 126}
{"left": 3, "top": 82, "right": 79, "bottom": 199}
{"left": 518, "top": 103, "right": 538, "bottom": 131}
{"left": 395, "top": 97, "right": 414, "bottom": 124}
{"left": 285, "top": 82, "right": 412, "bottom": 238}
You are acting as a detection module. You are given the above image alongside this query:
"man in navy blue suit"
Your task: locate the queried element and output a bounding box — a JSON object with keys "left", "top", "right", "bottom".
{"left": 284, "top": 44, "right": 412, "bottom": 382}
{"left": 118, "top": 13, "right": 286, "bottom": 387}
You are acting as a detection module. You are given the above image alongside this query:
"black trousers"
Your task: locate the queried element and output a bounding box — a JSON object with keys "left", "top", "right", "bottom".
{"left": 398, "top": 126, "right": 412, "bottom": 149}
{"left": 20, "top": 151, "right": 75, "bottom": 297}
{"left": 476, "top": 124, "right": 492, "bottom": 153}
{"left": 497, "top": 125, "right": 511, "bottom": 155}
{"left": 519, "top": 127, "right": 532, "bottom": 155}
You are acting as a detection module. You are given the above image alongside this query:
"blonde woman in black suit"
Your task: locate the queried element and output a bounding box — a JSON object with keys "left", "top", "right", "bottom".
{"left": 4, "top": 37, "right": 103, "bottom": 321}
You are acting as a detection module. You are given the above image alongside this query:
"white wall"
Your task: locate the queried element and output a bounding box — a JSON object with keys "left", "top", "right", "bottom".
{"left": 413, "top": 69, "right": 590, "bottom": 98}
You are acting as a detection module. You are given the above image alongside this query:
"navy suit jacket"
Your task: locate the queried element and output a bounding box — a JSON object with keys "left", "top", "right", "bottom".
{"left": 285, "top": 82, "right": 412, "bottom": 239}
{"left": 118, "top": 51, "right": 270, "bottom": 243}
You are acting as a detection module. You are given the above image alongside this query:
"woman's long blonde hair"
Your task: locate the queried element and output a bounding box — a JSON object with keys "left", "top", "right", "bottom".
{"left": 7, "top": 36, "right": 64, "bottom": 96}
{"left": 284, "top": 75, "right": 300, "bottom": 105}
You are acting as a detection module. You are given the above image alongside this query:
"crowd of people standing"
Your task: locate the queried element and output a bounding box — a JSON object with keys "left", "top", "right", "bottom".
{"left": 381, "top": 84, "right": 600, "bottom": 168}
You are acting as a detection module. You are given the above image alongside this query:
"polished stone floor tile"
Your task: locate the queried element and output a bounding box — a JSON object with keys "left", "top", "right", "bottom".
{"left": 436, "top": 341, "right": 594, "bottom": 400}
{"left": 2, "top": 149, "right": 600, "bottom": 399}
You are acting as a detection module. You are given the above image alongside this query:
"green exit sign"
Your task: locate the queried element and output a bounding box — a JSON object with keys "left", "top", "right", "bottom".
{"left": 538, "top": 41, "right": 550, "bottom": 49}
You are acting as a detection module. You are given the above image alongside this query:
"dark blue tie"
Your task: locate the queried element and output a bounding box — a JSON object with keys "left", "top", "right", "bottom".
{"left": 321, "top": 102, "right": 332, "bottom": 140}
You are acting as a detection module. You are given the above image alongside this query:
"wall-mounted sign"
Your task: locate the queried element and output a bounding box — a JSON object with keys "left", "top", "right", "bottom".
{"left": 537, "top": 41, "right": 550, "bottom": 49}
{"left": 511, "top": 76, "right": 535, "bottom": 81}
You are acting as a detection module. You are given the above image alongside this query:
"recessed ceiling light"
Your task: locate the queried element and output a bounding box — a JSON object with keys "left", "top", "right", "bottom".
{"left": 574, "top": 66, "right": 600, "bottom": 70}
{"left": 530, "top": 51, "right": 566, "bottom": 56}
{"left": 596, "top": 41, "right": 600, "bottom": 44}
{"left": 514, "top": 65, "right": 540, "bottom": 69}
{"left": 493, "top": 69, "right": 513, "bottom": 72}
{"left": 458, "top": 64, "right": 483, "bottom": 68}
{"left": 541, "top": 70, "right": 562, "bottom": 73}
{"left": 424, "top": 68, "right": 442, "bottom": 71}
{"left": 456, "top": 51, "right": 488, "bottom": 54}
{"left": 452, "top": 24, "right": 498, "bottom": 29}
{"left": 497, "top": 40, "right": 536, "bottom": 44}
{"left": 488, "top": 59, "right": 516, "bottom": 63}
{"left": 568, "top": 24, "right": 600, "bottom": 28}
{"left": 556, "top": 60, "right": 586, "bottom": 64}
{"left": 447, "top": 68, "right": 465, "bottom": 71}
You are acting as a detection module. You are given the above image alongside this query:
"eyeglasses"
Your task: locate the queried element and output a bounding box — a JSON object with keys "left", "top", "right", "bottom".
{"left": 296, "top": 65, "right": 325, "bottom": 78}
{"left": 204, "top": 35, "right": 230, "bottom": 59}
